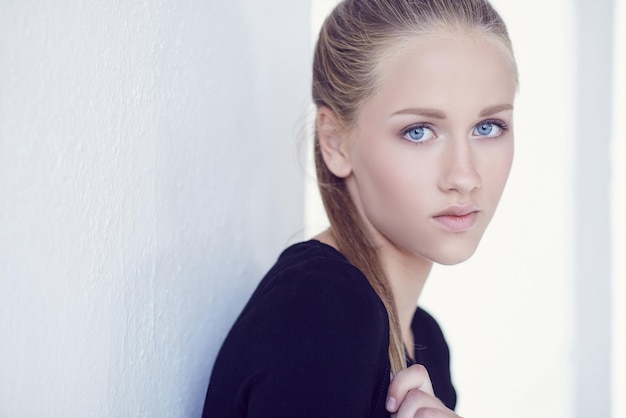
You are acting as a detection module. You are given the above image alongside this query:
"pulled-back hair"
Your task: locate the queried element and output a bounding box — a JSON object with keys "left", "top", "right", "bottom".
{"left": 312, "top": 0, "right": 517, "bottom": 374}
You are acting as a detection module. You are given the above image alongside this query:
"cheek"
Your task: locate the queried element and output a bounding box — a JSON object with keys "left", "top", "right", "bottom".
{"left": 355, "top": 147, "right": 437, "bottom": 212}
{"left": 478, "top": 143, "right": 514, "bottom": 198}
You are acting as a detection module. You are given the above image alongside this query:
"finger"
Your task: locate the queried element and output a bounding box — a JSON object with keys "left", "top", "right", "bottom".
{"left": 393, "top": 388, "right": 447, "bottom": 418}
{"left": 413, "top": 407, "right": 458, "bottom": 418}
{"left": 386, "top": 364, "right": 435, "bottom": 413}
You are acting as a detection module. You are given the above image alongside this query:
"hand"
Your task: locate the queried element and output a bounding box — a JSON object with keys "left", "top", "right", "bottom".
{"left": 386, "top": 364, "right": 460, "bottom": 418}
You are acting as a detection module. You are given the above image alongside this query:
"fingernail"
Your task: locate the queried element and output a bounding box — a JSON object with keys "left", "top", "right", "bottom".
{"left": 386, "top": 397, "right": 397, "bottom": 411}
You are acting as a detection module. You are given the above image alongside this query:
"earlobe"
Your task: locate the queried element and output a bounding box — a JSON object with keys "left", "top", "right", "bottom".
{"left": 316, "top": 107, "right": 352, "bottom": 178}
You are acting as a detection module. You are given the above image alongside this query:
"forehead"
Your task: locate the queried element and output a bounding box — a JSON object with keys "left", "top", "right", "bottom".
{"left": 360, "top": 34, "right": 517, "bottom": 119}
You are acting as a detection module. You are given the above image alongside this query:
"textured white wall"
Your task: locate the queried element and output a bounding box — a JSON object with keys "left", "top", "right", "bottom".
{"left": 0, "top": 1, "right": 310, "bottom": 416}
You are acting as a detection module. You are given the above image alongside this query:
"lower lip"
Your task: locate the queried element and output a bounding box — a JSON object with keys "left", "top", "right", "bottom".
{"left": 432, "top": 212, "right": 479, "bottom": 233}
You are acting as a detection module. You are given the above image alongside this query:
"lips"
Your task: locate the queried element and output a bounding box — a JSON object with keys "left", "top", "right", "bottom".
{"left": 432, "top": 205, "right": 480, "bottom": 233}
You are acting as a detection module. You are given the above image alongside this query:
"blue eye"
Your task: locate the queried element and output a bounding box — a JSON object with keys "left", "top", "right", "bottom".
{"left": 403, "top": 125, "right": 435, "bottom": 143}
{"left": 473, "top": 120, "right": 507, "bottom": 138}
{"left": 407, "top": 127, "right": 426, "bottom": 140}
{"left": 477, "top": 123, "right": 494, "bottom": 135}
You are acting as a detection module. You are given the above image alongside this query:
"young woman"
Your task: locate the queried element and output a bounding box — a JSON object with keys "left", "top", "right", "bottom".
{"left": 204, "top": 0, "right": 517, "bottom": 416}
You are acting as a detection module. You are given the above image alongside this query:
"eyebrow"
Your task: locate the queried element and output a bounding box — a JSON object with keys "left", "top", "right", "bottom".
{"left": 479, "top": 104, "right": 514, "bottom": 117}
{"left": 392, "top": 108, "right": 446, "bottom": 119}
{"left": 391, "top": 104, "right": 513, "bottom": 119}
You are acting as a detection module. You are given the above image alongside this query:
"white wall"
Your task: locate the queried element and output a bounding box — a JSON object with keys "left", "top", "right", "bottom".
{"left": 0, "top": 1, "right": 310, "bottom": 416}
{"left": 571, "top": 0, "right": 615, "bottom": 416}
{"left": 612, "top": 2, "right": 626, "bottom": 417}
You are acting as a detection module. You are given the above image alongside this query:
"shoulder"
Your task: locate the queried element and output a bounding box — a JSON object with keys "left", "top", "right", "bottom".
{"left": 412, "top": 307, "right": 445, "bottom": 337}
{"left": 411, "top": 307, "right": 451, "bottom": 352}
{"left": 244, "top": 240, "right": 389, "bottom": 343}
{"left": 263, "top": 240, "right": 377, "bottom": 295}
{"left": 205, "top": 241, "right": 391, "bottom": 416}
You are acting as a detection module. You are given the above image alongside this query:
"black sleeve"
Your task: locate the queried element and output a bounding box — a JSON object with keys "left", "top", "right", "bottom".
{"left": 411, "top": 308, "right": 457, "bottom": 410}
{"left": 204, "top": 259, "right": 391, "bottom": 418}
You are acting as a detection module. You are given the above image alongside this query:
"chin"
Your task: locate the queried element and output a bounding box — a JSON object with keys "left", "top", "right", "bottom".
{"left": 430, "top": 244, "right": 480, "bottom": 266}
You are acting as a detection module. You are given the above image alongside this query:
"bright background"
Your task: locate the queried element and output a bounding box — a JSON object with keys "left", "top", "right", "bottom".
{"left": 0, "top": 0, "right": 622, "bottom": 417}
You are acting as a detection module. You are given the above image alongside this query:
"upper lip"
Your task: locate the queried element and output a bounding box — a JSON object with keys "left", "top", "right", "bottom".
{"left": 433, "top": 204, "right": 480, "bottom": 217}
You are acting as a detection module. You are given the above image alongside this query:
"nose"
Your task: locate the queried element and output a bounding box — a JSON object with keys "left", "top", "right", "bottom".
{"left": 438, "top": 138, "right": 482, "bottom": 194}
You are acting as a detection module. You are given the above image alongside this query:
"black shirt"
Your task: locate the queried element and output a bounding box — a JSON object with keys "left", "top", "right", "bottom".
{"left": 203, "top": 240, "right": 456, "bottom": 417}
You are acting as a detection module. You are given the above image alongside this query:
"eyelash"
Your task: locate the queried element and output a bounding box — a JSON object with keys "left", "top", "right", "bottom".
{"left": 475, "top": 119, "right": 509, "bottom": 137}
{"left": 401, "top": 123, "right": 435, "bottom": 144}
{"left": 401, "top": 119, "right": 509, "bottom": 144}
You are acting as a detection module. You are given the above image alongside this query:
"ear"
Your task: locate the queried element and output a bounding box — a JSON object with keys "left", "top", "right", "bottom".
{"left": 316, "top": 106, "right": 352, "bottom": 178}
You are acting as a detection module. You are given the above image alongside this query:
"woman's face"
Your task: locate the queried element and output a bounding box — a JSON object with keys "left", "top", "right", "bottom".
{"left": 343, "top": 34, "right": 516, "bottom": 265}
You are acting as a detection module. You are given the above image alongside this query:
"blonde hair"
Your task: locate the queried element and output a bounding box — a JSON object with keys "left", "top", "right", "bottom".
{"left": 312, "top": 0, "right": 517, "bottom": 374}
